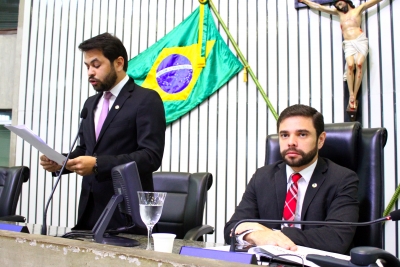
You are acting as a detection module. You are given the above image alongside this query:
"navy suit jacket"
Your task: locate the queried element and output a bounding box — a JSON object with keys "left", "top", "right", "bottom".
{"left": 68, "top": 78, "right": 166, "bottom": 230}
{"left": 224, "top": 157, "right": 359, "bottom": 254}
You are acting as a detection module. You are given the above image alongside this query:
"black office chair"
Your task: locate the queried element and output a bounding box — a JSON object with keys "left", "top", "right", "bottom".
{"left": 265, "top": 122, "right": 387, "bottom": 248}
{"left": 0, "top": 166, "right": 30, "bottom": 222}
{"left": 152, "top": 172, "right": 214, "bottom": 241}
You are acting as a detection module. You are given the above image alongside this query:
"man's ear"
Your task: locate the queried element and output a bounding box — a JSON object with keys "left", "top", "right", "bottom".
{"left": 114, "top": 56, "right": 125, "bottom": 71}
{"left": 317, "top": 131, "right": 326, "bottom": 149}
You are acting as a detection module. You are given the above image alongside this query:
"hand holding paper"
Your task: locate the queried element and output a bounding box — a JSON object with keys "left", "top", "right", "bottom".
{"left": 40, "top": 154, "right": 62, "bottom": 172}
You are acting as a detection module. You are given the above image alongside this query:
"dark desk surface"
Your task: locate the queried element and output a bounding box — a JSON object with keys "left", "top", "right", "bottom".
{"left": 1, "top": 221, "right": 253, "bottom": 267}
{"left": 26, "top": 223, "right": 222, "bottom": 253}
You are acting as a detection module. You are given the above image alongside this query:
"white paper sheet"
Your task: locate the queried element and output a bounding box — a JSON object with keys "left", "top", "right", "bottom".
{"left": 250, "top": 245, "right": 350, "bottom": 267}
{"left": 205, "top": 244, "right": 350, "bottom": 266}
{"left": 6, "top": 125, "right": 66, "bottom": 165}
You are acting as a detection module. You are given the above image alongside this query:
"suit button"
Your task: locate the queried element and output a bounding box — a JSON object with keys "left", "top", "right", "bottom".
{"left": 93, "top": 153, "right": 97, "bottom": 157}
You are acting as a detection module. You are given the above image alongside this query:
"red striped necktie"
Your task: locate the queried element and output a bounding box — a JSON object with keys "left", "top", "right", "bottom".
{"left": 282, "top": 173, "right": 302, "bottom": 226}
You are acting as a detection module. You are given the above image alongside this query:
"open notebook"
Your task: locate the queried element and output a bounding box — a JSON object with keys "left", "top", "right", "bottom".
{"left": 205, "top": 244, "right": 350, "bottom": 267}
{"left": 248, "top": 244, "right": 350, "bottom": 266}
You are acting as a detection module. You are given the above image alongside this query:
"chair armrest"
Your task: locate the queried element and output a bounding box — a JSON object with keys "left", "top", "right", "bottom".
{"left": 183, "top": 225, "right": 214, "bottom": 241}
{"left": 0, "top": 215, "right": 26, "bottom": 223}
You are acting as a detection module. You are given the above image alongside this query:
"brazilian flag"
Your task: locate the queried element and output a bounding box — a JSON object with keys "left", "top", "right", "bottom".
{"left": 127, "top": 3, "right": 243, "bottom": 124}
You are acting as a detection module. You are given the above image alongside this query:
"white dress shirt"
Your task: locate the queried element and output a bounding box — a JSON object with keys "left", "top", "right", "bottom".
{"left": 236, "top": 159, "right": 318, "bottom": 244}
{"left": 284, "top": 159, "right": 318, "bottom": 228}
{"left": 94, "top": 75, "right": 129, "bottom": 130}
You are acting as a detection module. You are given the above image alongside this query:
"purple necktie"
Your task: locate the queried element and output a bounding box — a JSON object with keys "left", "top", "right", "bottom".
{"left": 96, "top": 91, "right": 112, "bottom": 140}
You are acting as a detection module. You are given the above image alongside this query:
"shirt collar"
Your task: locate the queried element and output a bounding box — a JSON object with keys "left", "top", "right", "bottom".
{"left": 285, "top": 158, "right": 318, "bottom": 184}
{"left": 106, "top": 75, "right": 129, "bottom": 98}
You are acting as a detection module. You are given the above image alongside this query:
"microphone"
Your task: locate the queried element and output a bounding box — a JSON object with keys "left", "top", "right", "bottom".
{"left": 229, "top": 210, "right": 400, "bottom": 266}
{"left": 41, "top": 108, "right": 88, "bottom": 235}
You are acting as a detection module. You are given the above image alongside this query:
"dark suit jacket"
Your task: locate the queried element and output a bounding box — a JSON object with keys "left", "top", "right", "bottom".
{"left": 68, "top": 78, "right": 166, "bottom": 230}
{"left": 224, "top": 157, "right": 359, "bottom": 254}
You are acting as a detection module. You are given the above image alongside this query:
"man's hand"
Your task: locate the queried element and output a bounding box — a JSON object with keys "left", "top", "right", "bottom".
{"left": 66, "top": 156, "right": 96, "bottom": 176}
{"left": 40, "top": 155, "right": 62, "bottom": 172}
{"left": 234, "top": 222, "right": 298, "bottom": 251}
{"left": 234, "top": 222, "right": 269, "bottom": 234}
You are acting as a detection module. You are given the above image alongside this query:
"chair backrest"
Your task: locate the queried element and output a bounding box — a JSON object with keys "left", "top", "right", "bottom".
{"left": 152, "top": 172, "right": 213, "bottom": 239}
{"left": 265, "top": 122, "right": 387, "bottom": 248}
{"left": 0, "top": 166, "right": 30, "bottom": 217}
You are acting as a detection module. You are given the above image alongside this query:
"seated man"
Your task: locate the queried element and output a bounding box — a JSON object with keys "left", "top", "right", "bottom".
{"left": 224, "top": 104, "right": 359, "bottom": 254}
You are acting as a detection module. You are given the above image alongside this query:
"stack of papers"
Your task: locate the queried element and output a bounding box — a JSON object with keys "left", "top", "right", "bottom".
{"left": 205, "top": 244, "right": 350, "bottom": 266}
{"left": 249, "top": 245, "right": 350, "bottom": 266}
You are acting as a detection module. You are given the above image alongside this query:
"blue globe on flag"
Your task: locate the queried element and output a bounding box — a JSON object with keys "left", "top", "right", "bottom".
{"left": 156, "top": 54, "right": 193, "bottom": 94}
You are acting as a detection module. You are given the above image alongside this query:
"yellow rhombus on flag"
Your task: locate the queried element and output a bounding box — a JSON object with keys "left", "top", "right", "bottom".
{"left": 127, "top": 3, "right": 243, "bottom": 124}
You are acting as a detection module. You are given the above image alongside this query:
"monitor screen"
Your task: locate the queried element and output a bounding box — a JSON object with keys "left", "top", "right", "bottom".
{"left": 111, "top": 161, "right": 146, "bottom": 230}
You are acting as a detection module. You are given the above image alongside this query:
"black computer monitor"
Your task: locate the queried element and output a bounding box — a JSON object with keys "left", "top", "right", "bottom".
{"left": 62, "top": 161, "right": 144, "bottom": 247}
{"left": 92, "top": 161, "right": 145, "bottom": 247}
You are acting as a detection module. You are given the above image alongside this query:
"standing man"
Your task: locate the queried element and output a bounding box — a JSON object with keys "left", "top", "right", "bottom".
{"left": 299, "top": 0, "right": 382, "bottom": 110}
{"left": 40, "top": 33, "right": 166, "bottom": 232}
{"left": 224, "top": 104, "right": 359, "bottom": 254}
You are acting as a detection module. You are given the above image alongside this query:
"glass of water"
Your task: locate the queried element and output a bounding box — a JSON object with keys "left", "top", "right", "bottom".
{"left": 137, "top": 191, "right": 167, "bottom": 250}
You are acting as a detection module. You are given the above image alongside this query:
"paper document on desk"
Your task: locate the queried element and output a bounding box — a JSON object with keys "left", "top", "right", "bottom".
{"left": 249, "top": 245, "right": 350, "bottom": 267}
{"left": 5, "top": 125, "right": 66, "bottom": 165}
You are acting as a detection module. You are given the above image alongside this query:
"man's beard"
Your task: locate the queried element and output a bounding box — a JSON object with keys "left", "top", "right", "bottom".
{"left": 281, "top": 144, "right": 318, "bottom": 168}
{"left": 89, "top": 66, "right": 117, "bottom": 92}
{"left": 336, "top": 4, "right": 349, "bottom": 13}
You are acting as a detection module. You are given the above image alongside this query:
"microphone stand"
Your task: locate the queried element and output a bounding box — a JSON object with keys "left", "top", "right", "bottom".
{"left": 41, "top": 109, "right": 87, "bottom": 235}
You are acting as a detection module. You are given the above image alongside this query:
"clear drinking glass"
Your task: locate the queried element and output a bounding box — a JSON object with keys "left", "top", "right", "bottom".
{"left": 137, "top": 191, "right": 167, "bottom": 250}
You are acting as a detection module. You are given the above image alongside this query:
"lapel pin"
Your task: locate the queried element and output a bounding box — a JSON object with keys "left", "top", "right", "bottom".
{"left": 312, "top": 183, "right": 317, "bottom": 188}
{"left": 115, "top": 105, "right": 120, "bottom": 110}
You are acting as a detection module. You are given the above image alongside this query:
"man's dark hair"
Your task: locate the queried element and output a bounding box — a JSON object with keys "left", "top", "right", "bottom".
{"left": 78, "top": 33, "right": 128, "bottom": 71}
{"left": 332, "top": 0, "right": 355, "bottom": 9}
{"left": 277, "top": 104, "right": 324, "bottom": 138}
